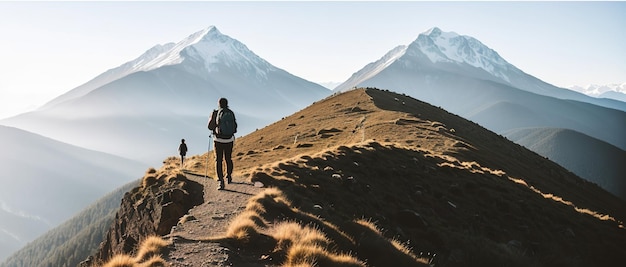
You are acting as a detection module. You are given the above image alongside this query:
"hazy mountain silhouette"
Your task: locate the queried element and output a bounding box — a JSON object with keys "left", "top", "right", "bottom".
{"left": 1, "top": 26, "right": 330, "bottom": 165}
{"left": 0, "top": 180, "right": 138, "bottom": 267}
{"left": 599, "top": 90, "right": 626, "bottom": 103}
{"left": 504, "top": 127, "right": 626, "bottom": 199}
{"left": 0, "top": 125, "right": 146, "bottom": 262}
{"left": 569, "top": 83, "right": 626, "bottom": 102}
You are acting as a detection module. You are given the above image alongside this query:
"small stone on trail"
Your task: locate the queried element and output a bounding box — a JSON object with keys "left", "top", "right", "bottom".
{"left": 254, "top": 181, "right": 264, "bottom": 187}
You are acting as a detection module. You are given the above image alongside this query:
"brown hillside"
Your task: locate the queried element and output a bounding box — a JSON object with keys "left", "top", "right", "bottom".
{"left": 97, "top": 88, "right": 626, "bottom": 267}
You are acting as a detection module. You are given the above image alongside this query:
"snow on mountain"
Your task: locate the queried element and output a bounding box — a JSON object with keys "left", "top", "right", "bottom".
{"left": 417, "top": 27, "right": 514, "bottom": 82}
{"left": 0, "top": 125, "right": 146, "bottom": 262}
{"left": 569, "top": 83, "right": 626, "bottom": 96}
{"left": 42, "top": 26, "right": 277, "bottom": 110}
{"left": 343, "top": 45, "right": 408, "bottom": 88}
{"left": 337, "top": 27, "right": 626, "bottom": 113}
{"left": 2, "top": 26, "right": 330, "bottom": 164}
{"left": 568, "top": 83, "right": 626, "bottom": 102}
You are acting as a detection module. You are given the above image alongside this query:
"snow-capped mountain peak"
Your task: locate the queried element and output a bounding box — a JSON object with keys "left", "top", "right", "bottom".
{"left": 412, "top": 27, "right": 514, "bottom": 82}
{"left": 182, "top": 27, "right": 275, "bottom": 76}
{"left": 125, "top": 26, "right": 274, "bottom": 78}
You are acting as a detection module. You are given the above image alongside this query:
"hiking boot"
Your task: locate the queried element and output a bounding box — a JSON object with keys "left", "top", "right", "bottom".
{"left": 217, "top": 180, "right": 225, "bottom": 190}
{"left": 226, "top": 175, "right": 233, "bottom": 184}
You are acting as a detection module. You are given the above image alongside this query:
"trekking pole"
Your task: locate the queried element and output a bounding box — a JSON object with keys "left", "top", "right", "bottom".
{"left": 206, "top": 134, "right": 212, "bottom": 178}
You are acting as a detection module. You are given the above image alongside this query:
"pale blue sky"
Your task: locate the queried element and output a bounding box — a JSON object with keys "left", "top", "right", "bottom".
{"left": 0, "top": 1, "right": 624, "bottom": 119}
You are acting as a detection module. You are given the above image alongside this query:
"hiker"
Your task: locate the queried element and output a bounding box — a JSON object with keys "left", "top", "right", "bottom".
{"left": 178, "top": 139, "right": 188, "bottom": 168}
{"left": 208, "top": 97, "right": 237, "bottom": 190}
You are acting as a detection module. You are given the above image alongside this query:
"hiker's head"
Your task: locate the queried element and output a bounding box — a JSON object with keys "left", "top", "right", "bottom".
{"left": 181, "top": 139, "right": 185, "bottom": 143}
{"left": 218, "top": 98, "right": 228, "bottom": 108}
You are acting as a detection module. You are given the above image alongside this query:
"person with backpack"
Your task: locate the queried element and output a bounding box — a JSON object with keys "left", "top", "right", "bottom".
{"left": 207, "top": 97, "right": 237, "bottom": 190}
{"left": 178, "top": 139, "right": 188, "bottom": 168}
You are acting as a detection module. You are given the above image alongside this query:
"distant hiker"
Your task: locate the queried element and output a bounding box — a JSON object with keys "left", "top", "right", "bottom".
{"left": 178, "top": 139, "right": 188, "bottom": 168}
{"left": 209, "top": 97, "right": 237, "bottom": 190}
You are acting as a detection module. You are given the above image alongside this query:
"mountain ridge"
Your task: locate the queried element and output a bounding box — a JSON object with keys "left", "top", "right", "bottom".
{"left": 86, "top": 88, "right": 626, "bottom": 266}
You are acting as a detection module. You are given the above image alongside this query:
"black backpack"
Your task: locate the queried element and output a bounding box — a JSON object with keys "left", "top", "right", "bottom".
{"left": 216, "top": 108, "right": 237, "bottom": 138}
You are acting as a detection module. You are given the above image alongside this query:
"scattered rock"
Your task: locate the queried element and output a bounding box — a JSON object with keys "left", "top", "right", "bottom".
{"left": 317, "top": 128, "right": 343, "bottom": 135}
{"left": 179, "top": 214, "right": 197, "bottom": 224}
{"left": 349, "top": 106, "right": 366, "bottom": 112}
{"left": 273, "top": 145, "right": 286, "bottom": 150}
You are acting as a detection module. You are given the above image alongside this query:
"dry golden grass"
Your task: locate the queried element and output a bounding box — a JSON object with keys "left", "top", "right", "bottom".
{"left": 138, "top": 256, "right": 166, "bottom": 267}
{"left": 225, "top": 215, "right": 261, "bottom": 242}
{"left": 271, "top": 222, "right": 330, "bottom": 254}
{"left": 245, "top": 187, "right": 293, "bottom": 215}
{"left": 211, "top": 188, "right": 365, "bottom": 266}
{"left": 283, "top": 244, "right": 365, "bottom": 267}
{"left": 268, "top": 220, "right": 363, "bottom": 267}
{"left": 100, "top": 236, "right": 170, "bottom": 267}
{"left": 140, "top": 165, "right": 187, "bottom": 189}
{"left": 134, "top": 236, "right": 171, "bottom": 262}
{"left": 101, "top": 255, "right": 135, "bottom": 267}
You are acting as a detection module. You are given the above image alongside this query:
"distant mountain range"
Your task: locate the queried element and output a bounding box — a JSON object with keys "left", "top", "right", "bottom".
{"left": 0, "top": 180, "right": 137, "bottom": 267}
{"left": 335, "top": 27, "right": 626, "bottom": 200}
{"left": 568, "top": 83, "right": 626, "bottom": 102}
{"left": 0, "top": 125, "right": 146, "bottom": 261}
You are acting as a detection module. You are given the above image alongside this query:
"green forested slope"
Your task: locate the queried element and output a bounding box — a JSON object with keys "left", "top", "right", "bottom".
{"left": 0, "top": 180, "right": 138, "bottom": 267}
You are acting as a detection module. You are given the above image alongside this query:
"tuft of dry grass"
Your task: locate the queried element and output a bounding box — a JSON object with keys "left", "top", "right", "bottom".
{"left": 283, "top": 244, "right": 365, "bottom": 267}
{"left": 225, "top": 215, "right": 261, "bottom": 242}
{"left": 134, "top": 236, "right": 171, "bottom": 262}
{"left": 269, "top": 222, "right": 364, "bottom": 267}
{"left": 100, "top": 236, "right": 170, "bottom": 267}
{"left": 271, "top": 222, "right": 331, "bottom": 254}
{"left": 140, "top": 167, "right": 188, "bottom": 189}
{"left": 138, "top": 255, "right": 167, "bottom": 267}
{"left": 245, "top": 187, "right": 293, "bottom": 216}
{"left": 102, "top": 255, "right": 135, "bottom": 267}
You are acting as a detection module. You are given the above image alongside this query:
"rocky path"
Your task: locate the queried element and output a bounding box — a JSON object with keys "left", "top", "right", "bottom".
{"left": 164, "top": 171, "right": 264, "bottom": 267}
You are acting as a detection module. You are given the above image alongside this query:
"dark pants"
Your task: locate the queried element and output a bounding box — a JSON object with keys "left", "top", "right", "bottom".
{"left": 214, "top": 141, "right": 233, "bottom": 181}
{"left": 180, "top": 153, "right": 186, "bottom": 166}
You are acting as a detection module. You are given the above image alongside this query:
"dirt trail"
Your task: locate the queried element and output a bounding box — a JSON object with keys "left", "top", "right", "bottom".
{"left": 164, "top": 171, "right": 264, "bottom": 267}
